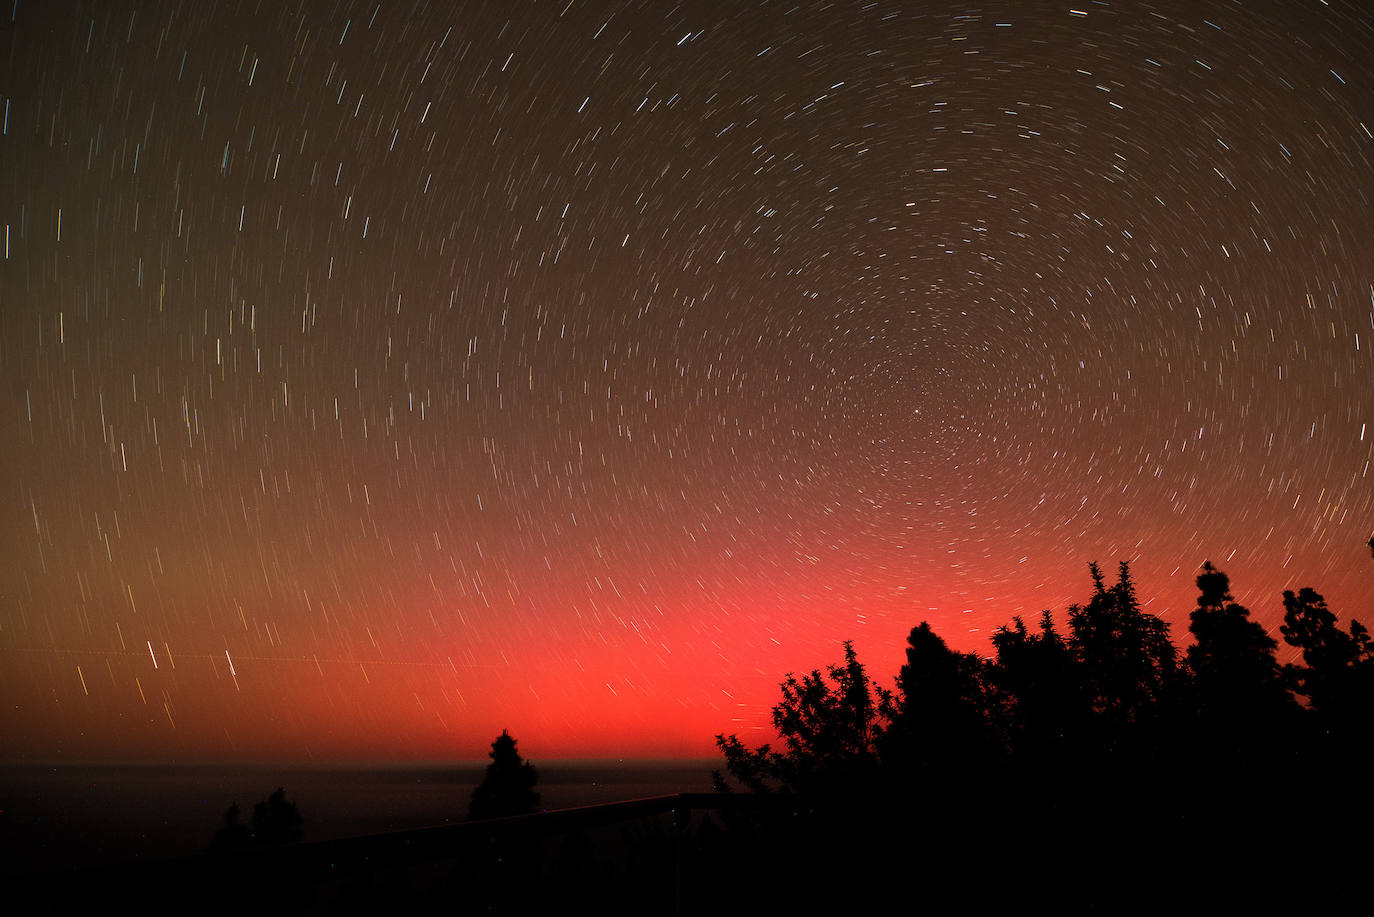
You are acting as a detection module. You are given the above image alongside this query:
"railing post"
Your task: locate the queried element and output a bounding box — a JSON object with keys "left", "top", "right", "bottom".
{"left": 674, "top": 799, "right": 682, "bottom": 917}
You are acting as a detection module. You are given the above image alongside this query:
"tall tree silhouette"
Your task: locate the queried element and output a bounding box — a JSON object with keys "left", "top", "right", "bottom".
{"left": 1066, "top": 562, "right": 1179, "bottom": 753}
{"left": 878, "top": 622, "right": 1000, "bottom": 780}
{"left": 1186, "top": 562, "right": 1298, "bottom": 758}
{"left": 990, "top": 609, "right": 1088, "bottom": 769}
{"left": 252, "top": 787, "right": 304, "bottom": 844}
{"left": 469, "top": 730, "right": 541, "bottom": 819}
{"left": 715, "top": 640, "right": 887, "bottom": 795}
{"left": 1280, "top": 587, "right": 1374, "bottom": 757}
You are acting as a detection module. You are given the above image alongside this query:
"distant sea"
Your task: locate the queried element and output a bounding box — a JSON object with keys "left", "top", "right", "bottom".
{"left": 0, "top": 759, "right": 717, "bottom": 877}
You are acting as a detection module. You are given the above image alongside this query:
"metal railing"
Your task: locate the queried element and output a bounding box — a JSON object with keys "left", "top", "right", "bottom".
{"left": 27, "top": 792, "right": 795, "bottom": 916}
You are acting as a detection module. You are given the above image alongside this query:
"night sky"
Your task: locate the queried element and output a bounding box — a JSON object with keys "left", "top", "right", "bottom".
{"left": 2, "top": 0, "right": 1371, "bottom": 762}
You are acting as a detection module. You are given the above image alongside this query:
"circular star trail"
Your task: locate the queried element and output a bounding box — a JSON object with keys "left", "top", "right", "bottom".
{"left": 2, "top": 0, "right": 1371, "bottom": 760}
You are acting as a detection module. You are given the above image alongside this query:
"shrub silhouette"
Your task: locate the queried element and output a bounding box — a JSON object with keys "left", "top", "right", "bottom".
{"left": 469, "top": 729, "right": 541, "bottom": 819}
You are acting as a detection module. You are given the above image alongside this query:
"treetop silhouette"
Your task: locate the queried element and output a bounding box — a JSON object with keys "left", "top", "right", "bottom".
{"left": 715, "top": 640, "right": 886, "bottom": 795}
{"left": 470, "top": 729, "right": 541, "bottom": 819}
{"left": 1281, "top": 586, "right": 1374, "bottom": 756}
{"left": 1066, "top": 561, "right": 1178, "bottom": 736}
{"left": 210, "top": 786, "right": 303, "bottom": 850}
{"left": 879, "top": 621, "right": 1000, "bottom": 778}
{"left": 1186, "top": 562, "right": 1298, "bottom": 758}
{"left": 719, "top": 553, "right": 1372, "bottom": 803}
{"left": 708, "top": 551, "right": 1372, "bottom": 913}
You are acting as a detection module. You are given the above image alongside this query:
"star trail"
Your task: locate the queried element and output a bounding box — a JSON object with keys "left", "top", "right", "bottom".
{"left": 2, "top": 0, "right": 1371, "bottom": 761}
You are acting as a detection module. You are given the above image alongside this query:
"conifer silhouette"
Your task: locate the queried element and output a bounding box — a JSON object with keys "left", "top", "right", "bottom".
{"left": 469, "top": 730, "right": 541, "bottom": 819}
{"left": 1281, "top": 587, "right": 1374, "bottom": 758}
{"left": 1066, "top": 561, "right": 1178, "bottom": 750}
{"left": 710, "top": 546, "right": 1374, "bottom": 913}
{"left": 210, "top": 788, "right": 302, "bottom": 849}
{"left": 251, "top": 787, "right": 303, "bottom": 844}
{"left": 879, "top": 622, "right": 999, "bottom": 778}
{"left": 715, "top": 641, "right": 886, "bottom": 795}
{"left": 210, "top": 801, "right": 253, "bottom": 850}
{"left": 1187, "top": 562, "right": 1296, "bottom": 745}
{"left": 990, "top": 609, "right": 1087, "bottom": 768}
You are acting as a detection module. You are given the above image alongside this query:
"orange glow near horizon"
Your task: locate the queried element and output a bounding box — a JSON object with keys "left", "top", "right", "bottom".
{"left": 3, "top": 541, "right": 1367, "bottom": 763}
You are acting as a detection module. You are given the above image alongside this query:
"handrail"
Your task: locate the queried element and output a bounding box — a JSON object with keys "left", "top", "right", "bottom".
{"left": 38, "top": 791, "right": 786, "bottom": 883}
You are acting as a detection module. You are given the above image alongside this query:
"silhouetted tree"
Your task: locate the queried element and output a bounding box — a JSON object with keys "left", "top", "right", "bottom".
{"left": 1187, "top": 562, "right": 1298, "bottom": 753}
{"left": 469, "top": 730, "right": 541, "bottom": 819}
{"left": 251, "top": 787, "right": 303, "bottom": 845}
{"left": 712, "top": 734, "right": 777, "bottom": 795}
{"left": 706, "top": 548, "right": 1374, "bottom": 913}
{"left": 878, "top": 622, "right": 1001, "bottom": 780}
{"left": 715, "top": 641, "right": 887, "bottom": 796}
{"left": 772, "top": 639, "right": 887, "bottom": 791}
{"left": 990, "top": 609, "right": 1089, "bottom": 768}
{"left": 1281, "top": 587, "right": 1374, "bottom": 757}
{"left": 712, "top": 641, "right": 896, "bottom": 912}
{"left": 210, "top": 788, "right": 302, "bottom": 849}
{"left": 210, "top": 801, "right": 253, "bottom": 850}
{"left": 1066, "top": 562, "right": 1180, "bottom": 753}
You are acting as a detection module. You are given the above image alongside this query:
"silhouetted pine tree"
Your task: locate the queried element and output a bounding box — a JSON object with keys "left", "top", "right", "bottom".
{"left": 210, "top": 801, "right": 253, "bottom": 850}
{"left": 707, "top": 546, "right": 1374, "bottom": 912}
{"left": 469, "top": 730, "right": 541, "bottom": 819}
{"left": 715, "top": 641, "right": 887, "bottom": 796}
{"left": 877, "top": 622, "right": 1001, "bottom": 781}
{"left": 1187, "top": 562, "right": 1299, "bottom": 754}
{"left": 990, "top": 609, "right": 1090, "bottom": 769}
{"left": 1066, "top": 562, "right": 1179, "bottom": 757}
{"left": 1281, "top": 587, "right": 1374, "bottom": 758}
{"left": 210, "top": 788, "right": 302, "bottom": 849}
{"left": 712, "top": 641, "right": 892, "bottom": 911}
{"left": 251, "top": 787, "right": 303, "bottom": 844}
{"left": 772, "top": 640, "right": 886, "bottom": 793}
